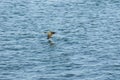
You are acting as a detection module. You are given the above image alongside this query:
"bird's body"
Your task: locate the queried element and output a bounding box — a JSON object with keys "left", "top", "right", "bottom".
{"left": 45, "top": 31, "right": 55, "bottom": 39}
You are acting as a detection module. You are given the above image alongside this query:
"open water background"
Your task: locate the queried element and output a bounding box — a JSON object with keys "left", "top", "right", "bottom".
{"left": 0, "top": 0, "right": 120, "bottom": 80}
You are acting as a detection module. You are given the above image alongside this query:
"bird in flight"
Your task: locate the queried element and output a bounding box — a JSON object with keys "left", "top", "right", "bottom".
{"left": 45, "top": 31, "right": 56, "bottom": 39}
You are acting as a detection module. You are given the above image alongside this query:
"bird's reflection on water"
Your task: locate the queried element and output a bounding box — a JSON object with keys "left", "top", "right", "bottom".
{"left": 48, "top": 39, "right": 55, "bottom": 46}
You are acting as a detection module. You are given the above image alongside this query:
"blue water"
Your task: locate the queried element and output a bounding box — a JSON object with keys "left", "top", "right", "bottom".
{"left": 0, "top": 0, "right": 120, "bottom": 80}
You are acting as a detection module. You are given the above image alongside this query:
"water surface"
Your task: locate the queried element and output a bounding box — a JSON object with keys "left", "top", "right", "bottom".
{"left": 0, "top": 0, "right": 120, "bottom": 80}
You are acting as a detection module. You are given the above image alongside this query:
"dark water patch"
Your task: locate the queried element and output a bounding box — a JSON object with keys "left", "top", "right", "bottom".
{"left": 36, "top": 77, "right": 69, "bottom": 80}
{"left": 61, "top": 73, "right": 75, "bottom": 78}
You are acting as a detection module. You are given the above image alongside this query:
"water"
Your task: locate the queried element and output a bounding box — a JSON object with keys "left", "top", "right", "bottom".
{"left": 0, "top": 0, "right": 120, "bottom": 80}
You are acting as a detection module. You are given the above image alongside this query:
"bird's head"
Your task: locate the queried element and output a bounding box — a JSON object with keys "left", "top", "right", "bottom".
{"left": 51, "top": 32, "right": 56, "bottom": 34}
